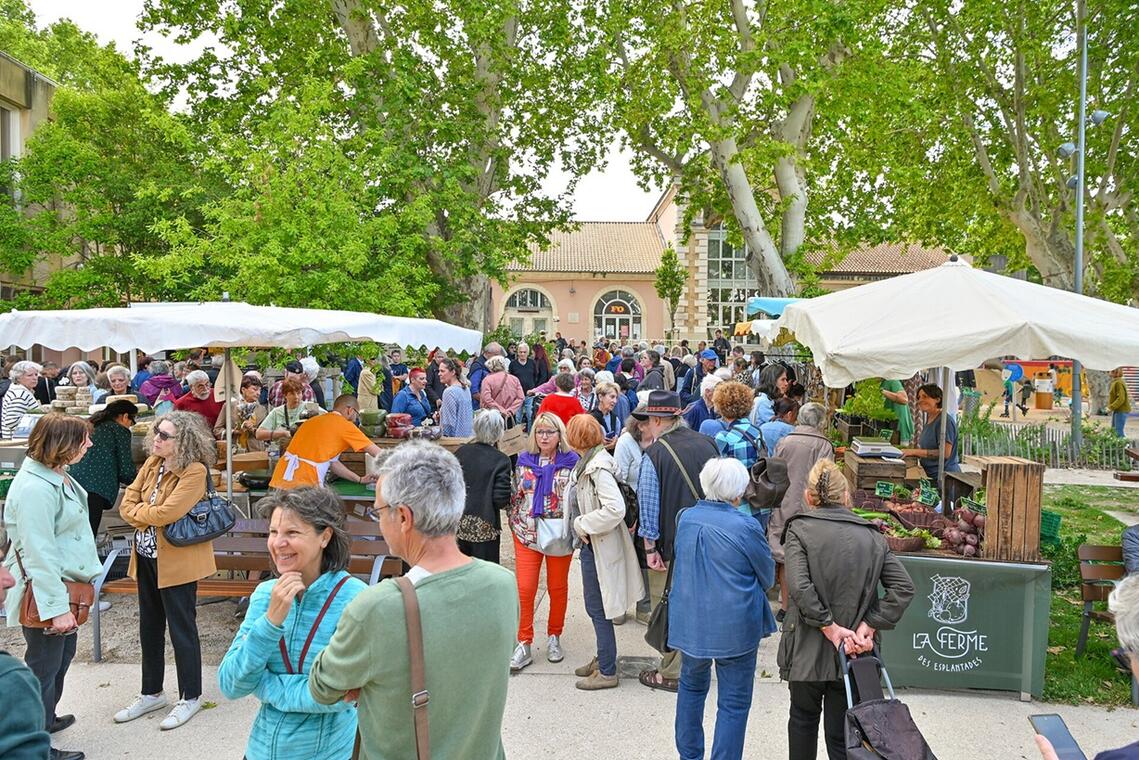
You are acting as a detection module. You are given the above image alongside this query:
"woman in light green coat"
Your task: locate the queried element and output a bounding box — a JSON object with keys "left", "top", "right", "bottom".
{"left": 2, "top": 413, "right": 98, "bottom": 760}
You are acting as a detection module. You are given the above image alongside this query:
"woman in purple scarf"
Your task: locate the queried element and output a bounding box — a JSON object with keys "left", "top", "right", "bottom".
{"left": 507, "top": 412, "right": 579, "bottom": 673}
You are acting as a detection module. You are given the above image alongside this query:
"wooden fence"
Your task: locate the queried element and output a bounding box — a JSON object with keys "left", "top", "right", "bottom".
{"left": 960, "top": 422, "right": 1133, "bottom": 470}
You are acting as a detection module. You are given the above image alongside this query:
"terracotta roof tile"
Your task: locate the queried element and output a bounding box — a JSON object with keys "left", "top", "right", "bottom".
{"left": 808, "top": 242, "right": 956, "bottom": 275}
{"left": 513, "top": 222, "right": 665, "bottom": 274}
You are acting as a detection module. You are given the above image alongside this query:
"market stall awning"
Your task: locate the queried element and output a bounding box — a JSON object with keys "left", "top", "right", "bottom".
{"left": 0, "top": 301, "right": 484, "bottom": 354}
{"left": 746, "top": 296, "right": 801, "bottom": 318}
{"left": 734, "top": 320, "right": 783, "bottom": 342}
{"left": 776, "top": 258, "right": 1139, "bottom": 387}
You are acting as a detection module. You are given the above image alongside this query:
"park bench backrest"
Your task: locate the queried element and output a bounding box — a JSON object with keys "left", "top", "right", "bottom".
{"left": 1078, "top": 544, "right": 1125, "bottom": 605}
{"left": 220, "top": 518, "right": 396, "bottom": 578}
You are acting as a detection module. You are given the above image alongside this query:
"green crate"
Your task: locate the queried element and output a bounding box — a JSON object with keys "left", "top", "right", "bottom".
{"left": 0, "top": 472, "right": 15, "bottom": 499}
{"left": 1040, "top": 509, "right": 1062, "bottom": 545}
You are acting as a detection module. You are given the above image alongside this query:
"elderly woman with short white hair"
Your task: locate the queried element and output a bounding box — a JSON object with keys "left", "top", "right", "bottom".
{"left": 478, "top": 355, "right": 525, "bottom": 422}
{"left": 668, "top": 457, "right": 776, "bottom": 760}
{"left": 2, "top": 360, "right": 42, "bottom": 438}
{"left": 453, "top": 410, "right": 513, "bottom": 563}
{"left": 683, "top": 373, "right": 722, "bottom": 433}
{"left": 97, "top": 365, "right": 133, "bottom": 404}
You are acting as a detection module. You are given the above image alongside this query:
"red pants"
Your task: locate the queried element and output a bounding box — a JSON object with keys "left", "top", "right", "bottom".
{"left": 513, "top": 534, "right": 572, "bottom": 644}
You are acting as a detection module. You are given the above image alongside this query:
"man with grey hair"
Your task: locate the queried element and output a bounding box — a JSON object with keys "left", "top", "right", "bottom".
{"left": 309, "top": 441, "right": 518, "bottom": 760}
{"left": 1, "top": 360, "right": 42, "bottom": 438}
{"left": 468, "top": 341, "right": 505, "bottom": 410}
{"left": 770, "top": 401, "right": 834, "bottom": 620}
{"left": 172, "top": 369, "right": 225, "bottom": 427}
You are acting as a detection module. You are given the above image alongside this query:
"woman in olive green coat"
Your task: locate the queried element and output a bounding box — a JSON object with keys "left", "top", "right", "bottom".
{"left": 777, "top": 459, "right": 914, "bottom": 760}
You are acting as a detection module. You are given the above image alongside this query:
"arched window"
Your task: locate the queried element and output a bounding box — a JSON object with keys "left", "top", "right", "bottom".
{"left": 506, "top": 289, "right": 551, "bottom": 311}
{"left": 593, "top": 290, "right": 642, "bottom": 340}
{"left": 502, "top": 287, "right": 554, "bottom": 336}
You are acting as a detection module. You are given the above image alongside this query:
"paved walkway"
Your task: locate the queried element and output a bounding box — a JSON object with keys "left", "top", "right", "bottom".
{"left": 35, "top": 563, "right": 1139, "bottom": 759}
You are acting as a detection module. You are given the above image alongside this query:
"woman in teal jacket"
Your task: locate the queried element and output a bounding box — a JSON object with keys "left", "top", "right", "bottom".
{"left": 219, "top": 487, "right": 366, "bottom": 760}
{"left": 2, "top": 414, "right": 98, "bottom": 760}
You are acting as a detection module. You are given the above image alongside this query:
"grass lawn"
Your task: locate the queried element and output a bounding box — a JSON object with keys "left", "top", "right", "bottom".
{"left": 1040, "top": 485, "right": 1137, "bottom": 706}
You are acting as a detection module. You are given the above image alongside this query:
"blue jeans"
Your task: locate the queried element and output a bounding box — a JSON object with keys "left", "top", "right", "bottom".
{"left": 580, "top": 543, "right": 617, "bottom": 676}
{"left": 1114, "top": 412, "right": 1128, "bottom": 439}
{"left": 754, "top": 510, "right": 771, "bottom": 535}
{"left": 675, "top": 649, "right": 758, "bottom": 760}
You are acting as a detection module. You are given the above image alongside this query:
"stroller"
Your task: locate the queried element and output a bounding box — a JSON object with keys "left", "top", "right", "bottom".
{"left": 840, "top": 648, "right": 937, "bottom": 760}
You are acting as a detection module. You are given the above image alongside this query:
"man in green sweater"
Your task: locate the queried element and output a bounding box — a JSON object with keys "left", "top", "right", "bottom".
{"left": 1109, "top": 367, "right": 1132, "bottom": 439}
{"left": 309, "top": 441, "right": 519, "bottom": 759}
{"left": 0, "top": 552, "right": 51, "bottom": 759}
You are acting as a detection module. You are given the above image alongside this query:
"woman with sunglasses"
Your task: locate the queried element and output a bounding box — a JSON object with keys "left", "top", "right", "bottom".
{"left": 115, "top": 411, "right": 218, "bottom": 732}
{"left": 1, "top": 413, "right": 97, "bottom": 760}
{"left": 69, "top": 400, "right": 139, "bottom": 543}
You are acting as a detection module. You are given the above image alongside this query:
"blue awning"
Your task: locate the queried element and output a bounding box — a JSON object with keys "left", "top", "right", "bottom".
{"left": 745, "top": 297, "right": 801, "bottom": 318}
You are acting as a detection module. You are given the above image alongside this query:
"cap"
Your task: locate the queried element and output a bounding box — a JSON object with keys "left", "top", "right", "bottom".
{"left": 698, "top": 349, "right": 718, "bottom": 361}
{"left": 284, "top": 360, "right": 304, "bottom": 374}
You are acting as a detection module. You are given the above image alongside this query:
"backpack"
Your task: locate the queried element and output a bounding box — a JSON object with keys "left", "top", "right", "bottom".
{"left": 154, "top": 385, "right": 177, "bottom": 416}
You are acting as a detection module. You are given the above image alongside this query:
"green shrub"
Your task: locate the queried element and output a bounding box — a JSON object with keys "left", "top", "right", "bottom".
{"left": 1041, "top": 532, "right": 1088, "bottom": 589}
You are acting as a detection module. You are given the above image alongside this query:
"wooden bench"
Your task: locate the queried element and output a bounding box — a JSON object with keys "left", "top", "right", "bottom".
{"left": 1076, "top": 544, "right": 1125, "bottom": 658}
{"left": 92, "top": 518, "right": 400, "bottom": 662}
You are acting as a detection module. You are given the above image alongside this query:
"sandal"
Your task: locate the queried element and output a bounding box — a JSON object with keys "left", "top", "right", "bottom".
{"left": 638, "top": 668, "right": 679, "bottom": 693}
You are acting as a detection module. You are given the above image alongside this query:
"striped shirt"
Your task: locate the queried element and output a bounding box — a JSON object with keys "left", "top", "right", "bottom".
{"left": 1, "top": 384, "right": 37, "bottom": 438}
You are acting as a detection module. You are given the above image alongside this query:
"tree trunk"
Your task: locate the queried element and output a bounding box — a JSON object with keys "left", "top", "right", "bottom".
{"left": 1085, "top": 368, "right": 1111, "bottom": 417}
{"left": 434, "top": 274, "right": 492, "bottom": 333}
{"left": 1007, "top": 209, "right": 1076, "bottom": 290}
{"left": 708, "top": 138, "right": 796, "bottom": 297}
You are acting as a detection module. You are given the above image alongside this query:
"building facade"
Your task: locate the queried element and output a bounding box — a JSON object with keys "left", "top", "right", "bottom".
{"left": 491, "top": 186, "right": 953, "bottom": 345}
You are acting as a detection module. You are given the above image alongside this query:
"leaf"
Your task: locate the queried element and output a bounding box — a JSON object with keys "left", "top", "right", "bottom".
{"left": 1047, "top": 645, "right": 1065, "bottom": 655}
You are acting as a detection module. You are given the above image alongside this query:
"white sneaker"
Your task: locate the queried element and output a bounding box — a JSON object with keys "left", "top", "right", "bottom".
{"left": 159, "top": 698, "right": 203, "bottom": 731}
{"left": 114, "top": 693, "right": 168, "bottom": 723}
{"left": 98, "top": 600, "right": 112, "bottom": 613}
{"left": 509, "top": 642, "right": 532, "bottom": 673}
{"left": 547, "top": 635, "right": 564, "bottom": 663}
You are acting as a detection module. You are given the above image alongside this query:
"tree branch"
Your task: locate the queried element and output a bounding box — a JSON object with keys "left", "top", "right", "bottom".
{"left": 726, "top": 0, "right": 756, "bottom": 102}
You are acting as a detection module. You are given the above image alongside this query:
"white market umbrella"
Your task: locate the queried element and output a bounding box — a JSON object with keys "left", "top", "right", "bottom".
{"left": 0, "top": 300, "right": 483, "bottom": 505}
{"left": 777, "top": 258, "right": 1139, "bottom": 388}
{"left": 0, "top": 301, "right": 483, "bottom": 355}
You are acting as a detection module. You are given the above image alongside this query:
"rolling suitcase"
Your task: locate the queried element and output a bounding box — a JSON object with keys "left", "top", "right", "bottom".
{"left": 840, "top": 647, "right": 938, "bottom": 760}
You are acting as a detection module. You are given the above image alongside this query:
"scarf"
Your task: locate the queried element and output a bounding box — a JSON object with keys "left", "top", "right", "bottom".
{"left": 518, "top": 449, "right": 579, "bottom": 517}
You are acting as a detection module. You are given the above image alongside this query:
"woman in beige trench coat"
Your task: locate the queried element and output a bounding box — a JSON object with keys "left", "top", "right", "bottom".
{"left": 566, "top": 414, "right": 644, "bottom": 691}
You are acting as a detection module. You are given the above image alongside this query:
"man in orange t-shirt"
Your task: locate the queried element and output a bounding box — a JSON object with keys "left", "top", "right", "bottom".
{"left": 269, "top": 394, "right": 383, "bottom": 489}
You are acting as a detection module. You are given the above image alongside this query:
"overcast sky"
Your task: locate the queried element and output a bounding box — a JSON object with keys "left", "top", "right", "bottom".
{"left": 28, "top": 0, "right": 662, "bottom": 221}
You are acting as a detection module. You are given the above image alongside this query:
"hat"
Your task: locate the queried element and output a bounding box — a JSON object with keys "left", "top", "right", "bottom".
{"left": 284, "top": 360, "right": 304, "bottom": 374}
{"left": 698, "top": 349, "right": 718, "bottom": 362}
{"left": 632, "top": 390, "right": 683, "bottom": 419}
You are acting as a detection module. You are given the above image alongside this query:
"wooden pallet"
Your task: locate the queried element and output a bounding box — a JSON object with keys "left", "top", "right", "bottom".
{"left": 843, "top": 451, "right": 906, "bottom": 491}
{"left": 974, "top": 456, "right": 1045, "bottom": 562}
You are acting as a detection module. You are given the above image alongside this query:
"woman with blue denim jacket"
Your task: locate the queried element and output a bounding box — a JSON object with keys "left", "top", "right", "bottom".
{"left": 668, "top": 457, "right": 776, "bottom": 760}
{"left": 219, "top": 488, "right": 366, "bottom": 760}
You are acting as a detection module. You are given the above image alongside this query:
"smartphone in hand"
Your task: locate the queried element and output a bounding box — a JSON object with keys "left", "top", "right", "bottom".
{"left": 1029, "top": 714, "right": 1087, "bottom": 760}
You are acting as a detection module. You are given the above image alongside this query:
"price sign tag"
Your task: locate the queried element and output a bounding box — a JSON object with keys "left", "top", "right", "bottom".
{"left": 876, "top": 481, "right": 896, "bottom": 499}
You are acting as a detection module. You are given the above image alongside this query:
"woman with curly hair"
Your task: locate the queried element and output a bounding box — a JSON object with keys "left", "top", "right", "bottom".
{"left": 115, "top": 411, "right": 219, "bottom": 732}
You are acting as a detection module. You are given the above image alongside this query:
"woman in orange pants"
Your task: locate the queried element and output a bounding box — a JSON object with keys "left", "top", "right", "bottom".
{"left": 507, "top": 412, "right": 579, "bottom": 672}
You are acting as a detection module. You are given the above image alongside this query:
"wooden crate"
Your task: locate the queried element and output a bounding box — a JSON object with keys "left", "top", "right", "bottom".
{"left": 843, "top": 451, "right": 907, "bottom": 491}
{"left": 975, "top": 456, "right": 1045, "bottom": 562}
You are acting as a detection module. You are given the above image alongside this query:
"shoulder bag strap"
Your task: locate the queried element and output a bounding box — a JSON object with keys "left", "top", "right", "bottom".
{"left": 729, "top": 419, "right": 763, "bottom": 455}
{"left": 396, "top": 575, "right": 430, "bottom": 760}
{"left": 658, "top": 437, "right": 700, "bottom": 501}
{"left": 278, "top": 575, "right": 351, "bottom": 675}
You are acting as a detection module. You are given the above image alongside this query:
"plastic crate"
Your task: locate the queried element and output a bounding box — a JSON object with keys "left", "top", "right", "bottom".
{"left": 1040, "top": 510, "right": 1062, "bottom": 545}
{"left": 0, "top": 470, "right": 16, "bottom": 499}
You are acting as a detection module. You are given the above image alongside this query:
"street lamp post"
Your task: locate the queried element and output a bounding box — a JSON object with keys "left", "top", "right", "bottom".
{"left": 1070, "top": 0, "right": 1088, "bottom": 451}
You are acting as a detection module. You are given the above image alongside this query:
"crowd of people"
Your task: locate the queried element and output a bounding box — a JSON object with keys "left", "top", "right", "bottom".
{"left": 1, "top": 336, "right": 1131, "bottom": 760}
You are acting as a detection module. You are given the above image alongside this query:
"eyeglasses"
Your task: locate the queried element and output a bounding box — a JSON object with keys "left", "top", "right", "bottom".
{"left": 155, "top": 429, "right": 175, "bottom": 441}
{"left": 534, "top": 429, "right": 559, "bottom": 437}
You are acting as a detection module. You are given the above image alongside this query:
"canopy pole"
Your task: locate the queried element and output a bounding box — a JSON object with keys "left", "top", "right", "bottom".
{"left": 938, "top": 367, "right": 949, "bottom": 505}
{"left": 225, "top": 346, "right": 235, "bottom": 509}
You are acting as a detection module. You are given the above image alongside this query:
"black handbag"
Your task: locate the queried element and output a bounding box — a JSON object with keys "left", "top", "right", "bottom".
{"left": 163, "top": 471, "right": 237, "bottom": 547}
{"left": 644, "top": 555, "right": 675, "bottom": 654}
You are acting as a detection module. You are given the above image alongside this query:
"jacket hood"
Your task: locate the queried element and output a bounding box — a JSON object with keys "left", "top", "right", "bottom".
{"left": 781, "top": 505, "right": 875, "bottom": 542}
{"left": 579, "top": 446, "right": 617, "bottom": 476}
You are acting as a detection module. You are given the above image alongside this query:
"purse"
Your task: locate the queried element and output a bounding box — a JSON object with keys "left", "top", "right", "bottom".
{"left": 1, "top": 500, "right": 94, "bottom": 629}
{"left": 643, "top": 437, "right": 700, "bottom": 654}
{"left": 13, "top": 549, "right": 95, "bottom": 629}
{"left": 536, "top": 511, "right": 575, "bottom": 556}
{"left": 163, "top": 471, "right": 237, "bottom": 547}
